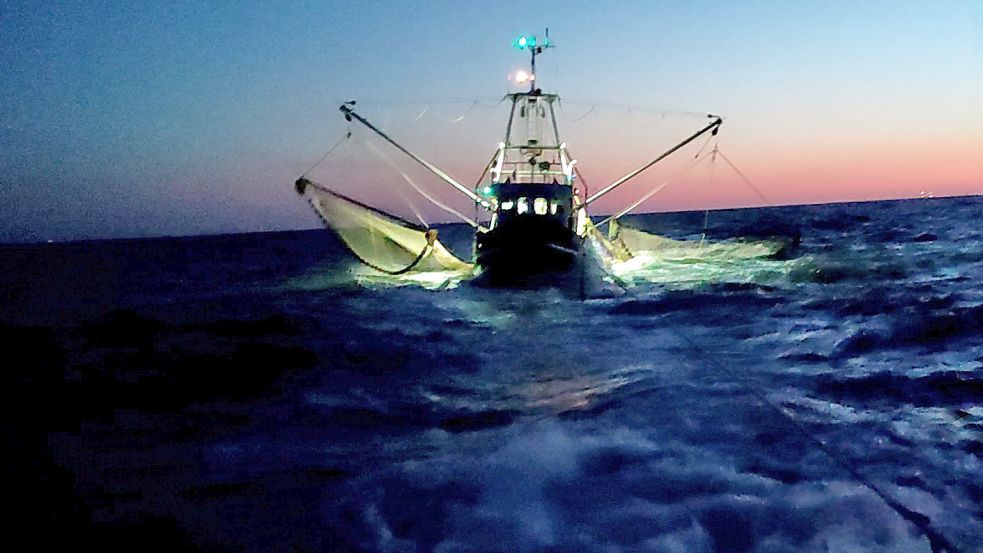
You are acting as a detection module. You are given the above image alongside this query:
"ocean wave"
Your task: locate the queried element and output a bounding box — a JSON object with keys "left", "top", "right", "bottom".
{"left": 813, "top": 370, "right": 983, "bottom": 407}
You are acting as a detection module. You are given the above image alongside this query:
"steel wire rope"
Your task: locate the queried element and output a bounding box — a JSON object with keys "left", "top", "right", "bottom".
{"left": 560, "top": 99, "right": 709, "bottom": 119}
{"left": 663, "top": 324, "right": 962, "bottom": 553}
{"left": 562, "top": 105, "right": 597, "bottom": 122}
{"left": 301, "top": 130, "right": 352, "bottom": 177}
{"left": 347, "top": 96, "right": 505, "bottom": 107}
{"left": 715, "top": 149, "right": 772, "bottom": 206}
{"left": 594, "top": 148, "right": 716, "bottom": 228}
{"left": 363, "top": 139, "right": 429, "bottom": 227}
{"left": 427, "top": 100, "right": 479, "bottom": 123}
{"left": 364, "top": 139, "right": 479, "bottom": 228}
{"left": 698, "top": 145, "right": 718, "bottom": 248}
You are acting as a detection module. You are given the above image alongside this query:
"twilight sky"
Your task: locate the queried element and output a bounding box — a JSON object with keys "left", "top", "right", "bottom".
{"left": 1, "top": 1, "right": 981, "bottom": 242}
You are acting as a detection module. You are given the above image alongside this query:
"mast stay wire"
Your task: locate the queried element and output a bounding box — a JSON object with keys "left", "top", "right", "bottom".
{"left": 412, "top": 99, "right": 487, "bottom": 123}
{"left": 348, "top": 96, "right": 506, "bottom": 107}
{"left": 561, "top": 105, "right": 598, "bottom": 123}
{"left": 556, "top": 103, "right": 636, "bottom": 127}
{"left": 559, "top": 98, "right": 710, "bottom": 119}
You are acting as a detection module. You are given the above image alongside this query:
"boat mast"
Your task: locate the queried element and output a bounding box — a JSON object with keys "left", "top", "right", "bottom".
{"left": 513, "top": 28, "right": 554, "bottom": 93}
{"left": 493, "top": 31, "right": 570, "bottom": 188}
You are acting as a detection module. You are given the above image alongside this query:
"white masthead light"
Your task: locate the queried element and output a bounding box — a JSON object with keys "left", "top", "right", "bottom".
{"left": 514, "top": 70, "right": 534, "bottom": 84}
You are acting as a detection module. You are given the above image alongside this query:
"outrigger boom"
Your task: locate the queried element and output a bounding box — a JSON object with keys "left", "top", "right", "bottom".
{"left": 583, "top": 115, "right": 723, "bottom": 208}
{"left": 339, "top": 102, "right": 491, "bottom": 210}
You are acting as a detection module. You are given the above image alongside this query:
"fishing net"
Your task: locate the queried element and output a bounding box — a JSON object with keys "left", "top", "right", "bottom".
{"left": 294, "top": 172, "right": 801, "bottom": 291}
{"left": 609, "top": 219, "right": 783, "bottom": 260}
{"left": 599, "top": 219, "right": 809, "bottom": 287}
{"left": 300, "top": 180, "right": 473, "bottom": 275}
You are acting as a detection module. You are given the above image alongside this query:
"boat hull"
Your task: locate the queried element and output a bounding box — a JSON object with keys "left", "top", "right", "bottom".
{"left": 475, "top": 214, "right": 583, "bottom": 286}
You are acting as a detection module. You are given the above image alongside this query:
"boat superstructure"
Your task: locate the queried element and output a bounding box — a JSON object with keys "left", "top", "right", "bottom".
{"left": 473, "top": 33, "right": 589, "bottom": 284}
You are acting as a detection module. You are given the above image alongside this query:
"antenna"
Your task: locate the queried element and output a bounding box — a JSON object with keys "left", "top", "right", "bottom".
{"left": 513, "top": 29, "right": 554, "bottom": 92}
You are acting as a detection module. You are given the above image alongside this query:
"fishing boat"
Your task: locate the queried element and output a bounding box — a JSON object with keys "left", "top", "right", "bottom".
{"left": 295, "top": 32, "right": 748, "bottom": 289}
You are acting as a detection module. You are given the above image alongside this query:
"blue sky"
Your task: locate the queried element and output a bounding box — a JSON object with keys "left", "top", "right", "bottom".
{"left": 1, "top": 1, "right": 980, "bottom": 241}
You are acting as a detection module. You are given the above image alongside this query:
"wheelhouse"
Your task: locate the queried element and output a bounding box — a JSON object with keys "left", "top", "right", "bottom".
{"left": 483, "top": 91, "right": 586, "bottom": 236}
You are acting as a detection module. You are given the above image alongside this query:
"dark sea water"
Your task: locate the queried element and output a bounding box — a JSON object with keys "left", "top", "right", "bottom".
{"left": 2, "top": 196, "right": 982, "bottom": 552}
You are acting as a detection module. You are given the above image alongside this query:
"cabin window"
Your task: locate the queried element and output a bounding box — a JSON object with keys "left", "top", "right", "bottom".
{"left": 549, "top": 201, "right": 558, "bottom": 215}
{"left": 533, "top": 197, "right": 548, "bottom": 215}
{"left": 516, "top": 197, "right": 529, "bottom": 214}
{"left": 500, "top": 200, "right": 514, "bottom": 211}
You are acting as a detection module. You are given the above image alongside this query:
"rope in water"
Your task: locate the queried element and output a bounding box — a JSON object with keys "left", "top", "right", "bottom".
{"left": 665, "top": 325, "right": 961, "bottom": 553}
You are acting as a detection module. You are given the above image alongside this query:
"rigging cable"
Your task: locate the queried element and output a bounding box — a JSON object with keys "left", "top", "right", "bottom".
{"left": 665, "top": 325, "right": 961, "bottom": 553}
{"left": 428, "top": 100, "right": 477, "bottom": 123}
{"left": 715, "top": 148, "right": 772, "bottom": 206}
{"left": 411, "top": 98, "right": 505, "bottom": 123}
{"left": 699, "top": 145, "right": 718, "bottom": 248}
{"left": 364, "top": 140, "right": 429, "bottom": 227}
{"left": 345, "top": 96, "right": 505, "bottom": 107}
{"left": 560, "top": 99, "right": 709, "bottom": 119}
{"left": 692, "top": 132, "right": 715, "bottom": 160}
{"left": 567, "top": 105, "right": 598, "bottom": 122}
{"left": 364, "top": 138, "right": 480, "bottom": 228}
{"left": 301, "top": 130, "right": 352, "bottom": 177}
{"left": 594, "top": 148, "right": 715, "bottom": 228}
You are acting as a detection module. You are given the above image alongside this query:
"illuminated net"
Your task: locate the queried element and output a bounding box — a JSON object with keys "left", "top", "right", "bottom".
{"left": 300, "top": 181, "right": 803, "bottom": 290}
{"left": 602, "top": 220, "right": 806, "bottom": 287}
{"left": 305, "top": 184, "right": 473, "bottom": 275}
{"left": 610, "top": 220, "right": 783, "bottom": 260}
